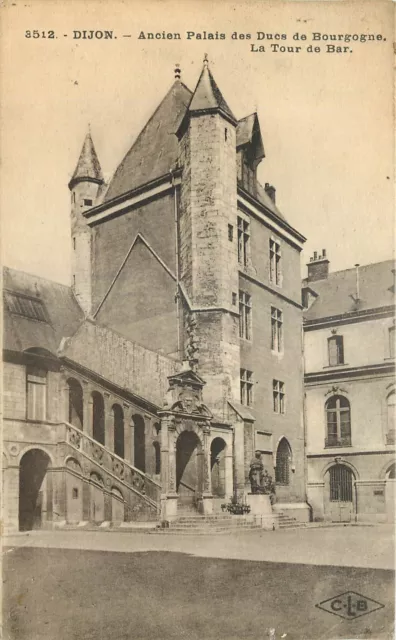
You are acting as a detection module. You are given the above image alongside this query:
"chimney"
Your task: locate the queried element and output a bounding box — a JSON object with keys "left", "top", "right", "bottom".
{"left": 307, "top": 249, "right": 329, "bottom": 282}
{"left": 265, "top": 183, "right": 276, "bottom": 203}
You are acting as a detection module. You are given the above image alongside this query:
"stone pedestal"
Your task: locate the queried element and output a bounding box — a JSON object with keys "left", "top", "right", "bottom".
{"left": 161, "top": 493, "right": 178, "bottom": 521}
{"left": 246, "top": 493, "right": 272, "bottom": 515}
{"left": 200, "top": 494, "right": 213, "bottom": 515}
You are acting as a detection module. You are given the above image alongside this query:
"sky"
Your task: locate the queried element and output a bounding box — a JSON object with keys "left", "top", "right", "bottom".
{"left": 1, "top": 0, "right": 394, "bottom": 286}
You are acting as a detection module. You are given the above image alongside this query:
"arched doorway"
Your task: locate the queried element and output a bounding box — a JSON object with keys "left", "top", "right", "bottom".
{"left": 210, "top": 438, "right": 226, "bottom": 497}
{"left": 385, "top": 463, "right": 395, "bottom": 523}
{"left": 176, "top": 431, "right": 202, "bottom": 509}
{"left": 92, "top": 392, "right": 105, "bottom": 445}
{"left": 324, "top": 464, "right": 356, "bottom": 522}
{"left": 112, "top": 404, "right": 124, "bottom": 458}
{"left": 133, "top": 414, "right": 145, "bottom": 472}
{"left": 19, "top": 449, "right": 51, "bottom": 531}
{"left": 67, "top": 378, "right": 83, "bottom": 430}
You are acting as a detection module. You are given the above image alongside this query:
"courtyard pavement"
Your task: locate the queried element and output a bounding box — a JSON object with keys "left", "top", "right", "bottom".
{"left": 3, "top": 525, "right": 395, "bottom": 640}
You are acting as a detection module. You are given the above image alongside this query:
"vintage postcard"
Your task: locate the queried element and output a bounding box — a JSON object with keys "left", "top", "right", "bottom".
{"left": 1, "top": 1, "right": 394, "bottom": 638}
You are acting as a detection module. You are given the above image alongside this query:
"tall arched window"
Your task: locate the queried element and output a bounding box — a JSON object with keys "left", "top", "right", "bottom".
{"left": 325, "top": 395, "right": 351, "bottom": 447}
{"left": 112, "top": 404, "right": 124, "bottom": 458}
{"left": 275, "top": 438, "right": 291, "bottom": 485}
{"left": 67, "top": 378, "right": 83, "bottom": 430}
{"left": 92, "top": 392, "right": 105, "bottom": 445}
{"left": 386, "top": 391, "right": 395, "bottom": 444}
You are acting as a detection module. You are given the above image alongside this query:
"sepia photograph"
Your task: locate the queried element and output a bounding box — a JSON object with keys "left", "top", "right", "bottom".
{"left": 1, "top": 1, "right": 394, "bottom": 638}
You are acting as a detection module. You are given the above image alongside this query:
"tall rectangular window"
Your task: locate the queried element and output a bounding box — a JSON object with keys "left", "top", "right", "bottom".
{"left": 240, "top": 369, "right": 253, "bottom": 406}
{"left": 237, "top": 216, "right": 250, "bottom": 267}
{"left": 269, "top": 239, "right": 282, "bottom": 285}
{"left": 271, "top": 306, "right": 283, "bottom": 352}
{"left": 26, "top": 366, "right": 47, "bottom": 420}
{"left": 239, "top": 291, "right": 252, "bottom": 340}
{"left": 328, "top": 335, "right": 344, "bottom": 366}
{"left": 273, "top": 380, "right": 285, "bottom": 414}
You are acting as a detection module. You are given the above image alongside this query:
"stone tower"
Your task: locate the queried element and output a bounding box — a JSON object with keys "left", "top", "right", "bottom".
{"left": 68, "top": 131, "right": 104, "bottom": 315}
{"left": 177, "top": 58, "right": 240, "bottom": 419}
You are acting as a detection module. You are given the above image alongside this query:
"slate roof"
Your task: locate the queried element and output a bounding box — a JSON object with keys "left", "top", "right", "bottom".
{"left": 103, "top": 67, "right": 290, "bottom": 225}
{"left": 188, "top": 63, "right": 236, "bottom": 123}
{"left": 3, "top": 267, "right": 84, "bottom": 354}
{"left": 303, "top": 260, "right": 395, "bottom": 322}
{"left": 104, "top": 81, "right": 192, "bottom": 202}
{"left": 69, "top": 131, "right": 104, "bottom": 189}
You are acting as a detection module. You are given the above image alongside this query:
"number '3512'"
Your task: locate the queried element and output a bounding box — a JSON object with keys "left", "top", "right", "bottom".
{"left": 25, "top": 31, "right": 55, "bottom": 38}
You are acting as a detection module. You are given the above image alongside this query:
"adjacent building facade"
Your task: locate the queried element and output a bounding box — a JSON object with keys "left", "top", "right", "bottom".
{"left": 303, "top": 253, "right": 395, "bottom": 523}
{"left": 3, "top": 59, "right": 309, "bottom": 532}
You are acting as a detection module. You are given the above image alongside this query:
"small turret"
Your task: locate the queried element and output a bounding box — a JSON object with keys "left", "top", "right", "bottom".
{"left": 68, "top": 129, "right": 104, "bottom": 315}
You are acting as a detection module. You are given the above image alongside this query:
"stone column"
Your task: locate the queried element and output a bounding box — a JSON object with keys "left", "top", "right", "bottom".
{"left": 4, "top": 465, "right": 19, "bottom": 533}
{"left": 52, "top": 469, "right": 67, "bottom": 524}
{"left": 160, "top": 416, "right": 178, "bottom": 520}
{"left": 233, "top": 418, "right": 246, "bottom": 499}
{"left": 144, "top": 415, "right": 153, "bottom": 475}
{"left": 200, "top": 424, "right": 213, "bottom": 515}
{"left": 224, "top": 446, "right": 234, "bottom": 502}
{"left": 60, "top": 374, "right": 70, "bottom": 423}
{"left": 82, "top": 382, "right": 92, "bottom": 437}
{"left": 104, "top": 393, "right": 113, "bottom": 452}
{"left": 130, "top": 414, "right": 135, "bottom": 467}
{"left": 123, "top": 405, "right": 133, "bottom": 463}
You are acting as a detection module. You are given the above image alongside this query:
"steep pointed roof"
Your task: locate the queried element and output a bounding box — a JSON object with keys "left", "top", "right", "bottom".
{"left": 104, "top": 80, "right": 192, "bottom": 203}
{"left": 69, "top": 131, "right": 104, "bottom": 190}
{"left": 188, "top": 60, "right": 236, "bottom": 124}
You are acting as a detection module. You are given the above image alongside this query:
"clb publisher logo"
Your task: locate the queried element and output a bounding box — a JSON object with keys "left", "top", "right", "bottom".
{"left": 316, "top": 591, "right": 384, "bottom": 620}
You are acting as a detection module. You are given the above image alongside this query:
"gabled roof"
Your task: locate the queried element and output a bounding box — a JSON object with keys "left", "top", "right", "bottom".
{"left": 303, "top": 260, "right": 395, "bottom": 322}
{"left": 69, "top": 131, "right": 104, "bottom": 190}
{"left": 188, "top": 62, "right": 236, "bottom": 124}
{"left": 3, "top": 267, "right": 84, "bottom": 354}
{"left": 104, "top": 81, "right": 192, "bottom": 202}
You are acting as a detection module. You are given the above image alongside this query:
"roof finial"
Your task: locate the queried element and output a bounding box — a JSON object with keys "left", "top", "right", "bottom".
{"left": 174, "top": 63, "right": 181, "bottom": 80}
{"left": 88, "top": 122, "right": 91, "bottom": 135}
{"left": 203, "top": 53, "right": 209, "bottom": 68}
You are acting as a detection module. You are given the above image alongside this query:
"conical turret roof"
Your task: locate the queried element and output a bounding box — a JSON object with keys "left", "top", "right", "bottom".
{"left": 188, "top": 60, "right": 236, "bottom": 124}
{"left": 69, "top": 131, "right": 104, "bottom": 190}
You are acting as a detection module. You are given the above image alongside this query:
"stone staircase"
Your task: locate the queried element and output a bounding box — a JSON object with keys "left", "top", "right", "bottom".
{"left": 150, "top": 512, "right": 272, "bottom": 535}
{"left": 276, "top": 512, "right": 308, "bottom": 529}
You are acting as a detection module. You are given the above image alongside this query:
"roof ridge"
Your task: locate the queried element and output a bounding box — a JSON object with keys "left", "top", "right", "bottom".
{"left": 3, "top": 266, "right": 72, "bottom": 290}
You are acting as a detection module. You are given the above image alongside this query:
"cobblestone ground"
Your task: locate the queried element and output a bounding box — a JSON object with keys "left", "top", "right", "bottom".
{"left": 3, "top": 525, "right": 395, "bottom": 640}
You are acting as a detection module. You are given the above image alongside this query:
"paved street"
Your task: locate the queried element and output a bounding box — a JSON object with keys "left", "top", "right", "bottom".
{"left": 3, "top": 525, "right": 395, "bottom": 640}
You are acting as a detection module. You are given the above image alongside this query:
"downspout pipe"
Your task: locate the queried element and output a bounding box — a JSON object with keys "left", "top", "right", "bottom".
{"left": 170, "top": 169, "right": 181, "bottom": 357}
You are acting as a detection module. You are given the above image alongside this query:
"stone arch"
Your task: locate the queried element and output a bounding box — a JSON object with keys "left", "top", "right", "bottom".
{"left": 133, "top": 414, "right": 146, "bottom": 472}
{"left": 380, "top": 460, "right": 396, "bottom": 480}
{"left": 65, "top": 457, "right": 83, "bottom": 475}
{"left": 19, "top": 448, "right": 52, "bottom": 531}
{"left": 210, "top": 437, "right": 227, "bottom": 497}
{"left": 17, "top": 444, "right": 54, "bottom": 467}
{"left": 112, "top": 403, "right": 124, "bottom": 459}
{"left": 91, "top": 391, "right": 105, "bottom": 445}
{"left": 321, "top": 458, "right": 360, "bottom": 481}
{"left": 67, "top": 378, "right": 83, "bottom": 430}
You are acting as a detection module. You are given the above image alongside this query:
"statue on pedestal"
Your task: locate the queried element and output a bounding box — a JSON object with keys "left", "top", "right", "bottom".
{"left": 249, "top": 451, "right": 265, "bottom": 494}
{"left": 249, "top": 451, "right": 276, "bottom": 503}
